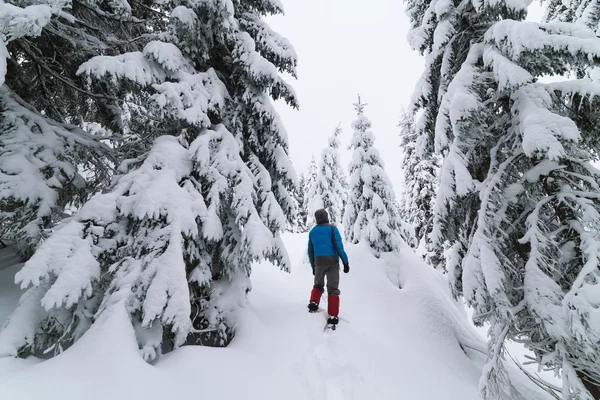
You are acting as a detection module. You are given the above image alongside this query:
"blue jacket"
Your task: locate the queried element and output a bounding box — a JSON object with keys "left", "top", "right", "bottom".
{"left": 308, "top": 224, "right": 349, "bottom": 266}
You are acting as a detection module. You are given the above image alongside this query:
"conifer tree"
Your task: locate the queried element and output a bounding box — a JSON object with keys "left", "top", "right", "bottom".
{"left": 398, "top": 111, "right": 438, "bottom": 261}
{"left": 404, "top": 0, "right": 494, "bottom": 267}
{"left": 0, "top": 0, "right": 149, "bottom": 258}
{"left": 407, "top": 0, "right": 600, "bottom": 395}
{"left": 303, "top": 157, "right": 319, "bottom": 226}
{"left": 294, "top": 172, "right": 308, "bottom": 232}
{"left": 0, "top": 0, "right": 298, "bottom": 360}
{"left": 313, "top": 125, "right": 348, "bottom": 225}
{"left": 343, "top": 96, "right": 410, "bottom": 256}
{"left": 426, "top": 11, "right": 600, "bottom": 400}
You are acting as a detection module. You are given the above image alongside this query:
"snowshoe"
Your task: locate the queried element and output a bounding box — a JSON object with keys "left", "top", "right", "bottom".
{"left": 308, "top": 302, "right": 319, "bottom": 313}
{"left": 324, "top": 316, "right": 339, "bottom": 331}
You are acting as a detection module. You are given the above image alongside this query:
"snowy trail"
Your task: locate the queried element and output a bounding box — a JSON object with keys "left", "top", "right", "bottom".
{"left": 243, "top": 233, "right": 551, "bottom": 400}
{"left": 0, "top": 234, "right": 552, "bottom": 400}
{"left": 241, "top": 233, "right": 486, "bottom": 400}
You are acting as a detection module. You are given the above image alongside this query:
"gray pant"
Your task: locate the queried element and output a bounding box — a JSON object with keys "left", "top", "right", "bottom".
{"left": 314, "top": 256, "right": 340, "bottom": 296}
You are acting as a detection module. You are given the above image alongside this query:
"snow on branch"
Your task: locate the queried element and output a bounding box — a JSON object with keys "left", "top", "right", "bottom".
{"left": 0, "top": 0, "right": 66, "bottom": 85}
{"left": 482, "top": 47, "right": 533, "bottom": 91}
{"left": 239, "top": 12, "right": 297, "bottom": 77}
{"left": 16, "top": 222, "right": 101, "bottom": 310}
{"left": 77, "top": 40, "right": 196, "bottom": 86}
{"left": 153, "top": 68, "right": 226, "bottom": 127}
{"left": 511, "top": 85, "right": 580, "bottom": 161}
{"left": 485, "top": 20, "right": 600, "bottom": 69}
{"left": 0, "top": 2, "right": 56, "bottom": 42}
{"left": 435, "top": 44, "right": 484, "bottom": 154}
{"left": 234, "top": 31, "right": 297, "bottom": 107}
{"left": 0, "top": 87, "right": 108, "bottom": 258}
{"left": 77, "top": 51, "right": 166, "bottom": 86}
{"left": 249, "top": 0, "right": 285, "bottom": 15}
{"left": 78, "top": 41, "right": 228, "bottom": 128}
{"left": 543, "top": 78, "right": 600, "bottom": 99}
{"left": 170, "top": 6, "right": 197, "bottom": 27}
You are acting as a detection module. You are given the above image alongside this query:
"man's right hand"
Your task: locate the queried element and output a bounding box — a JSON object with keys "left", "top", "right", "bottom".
{"left": 343, "top": 263, "right": 350, "bottom": 274}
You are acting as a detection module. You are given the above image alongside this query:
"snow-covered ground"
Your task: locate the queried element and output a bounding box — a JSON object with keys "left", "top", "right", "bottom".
{"left": 0, "top": 234, "right": 554, "bottom": 400}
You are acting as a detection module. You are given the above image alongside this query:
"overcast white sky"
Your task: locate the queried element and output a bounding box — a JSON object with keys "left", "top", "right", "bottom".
{"left": 267, "top": 0, "right": 422, "bottom": 193}
{"left": 268, "top": 1, "right": 547, "bottom": 193}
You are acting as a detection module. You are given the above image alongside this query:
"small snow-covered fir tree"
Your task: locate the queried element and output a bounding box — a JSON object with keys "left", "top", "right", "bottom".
{"left": 343, "top": 96, "right": 410, "bottom": 256}
{"left": 398, "top": 111, "right": 438, "bottom": 262}
{"left": 0, "top": 0, "right": 297, "bottom": 360}
{"left": 293, "top": 172, "right": 308, "bottom": 232}
{"left": 428, "top": 13, "right": 600, "bottom": 400}
{"left": 303, "top": 157, "right": 320, "bottom": 226}
{"left": 312, "top": 125, "right": 348, "bottom": 225}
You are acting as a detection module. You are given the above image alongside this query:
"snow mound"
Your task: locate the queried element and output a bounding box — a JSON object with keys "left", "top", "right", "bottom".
{"left": 0, "top": 233, "right": 552, "bottom": 400}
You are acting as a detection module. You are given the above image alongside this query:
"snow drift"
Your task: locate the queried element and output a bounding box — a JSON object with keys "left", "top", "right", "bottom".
{"left": 0, "top": 234, "right": 552, "bottom": 399}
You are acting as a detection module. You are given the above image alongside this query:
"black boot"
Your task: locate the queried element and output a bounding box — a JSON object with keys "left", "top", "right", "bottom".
{"left": 308, "top": 302, "right": 319, "bottom": 313}
{"left": 327, "top": 316, "right": 339, "bottom": 325}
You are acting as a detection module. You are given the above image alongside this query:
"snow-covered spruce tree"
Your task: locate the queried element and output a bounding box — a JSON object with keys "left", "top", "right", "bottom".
{"left": 404, "top": 0, "right": 501, "bottom": 268}
{"left": 109, "top": 0, "right": 299, "bottom": 346}
{"left": 343, "top": 96, "right": 411, "bottom": 256}
{"left": 292, "top": 172, "right": 308, "bottom": 232}
{"left": 398, "top": 111, "right": 438, "bottom": 261}
{"left": 286, "top": 182, "right": 300, "bottom": 232}
{"left": 0, "top": 0, "right": 147, "bottom": 257}
{"left": 224, "top": 1, "right": 299, "bottom": 240}
{"left": 312, "top": 125, "right": 348, "bottom": 225}
{"left": 431, "top": 16, "right": 600, "bottom": 400}
{"left": 0, "top": 1, "right": 297, "bottom": 360}
{"left": 332, "top": 124, "right": 350, "bottom": 207}
{"left": 303, "top": 156, "right": 319, "bottom": 225}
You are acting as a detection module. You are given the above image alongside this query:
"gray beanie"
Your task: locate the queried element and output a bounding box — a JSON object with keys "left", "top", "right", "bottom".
{"left": 314, "top": 209, "right": 329, "bottom": 224}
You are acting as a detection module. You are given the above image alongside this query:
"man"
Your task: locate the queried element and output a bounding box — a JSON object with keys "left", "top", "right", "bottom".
{"left": 307, "top": 209, "right": 350, "bottom": 326}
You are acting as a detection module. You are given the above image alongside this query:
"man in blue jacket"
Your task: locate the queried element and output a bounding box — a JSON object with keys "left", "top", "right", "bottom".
{"left": 307, "top": 209, "right": 349, "bottom": 326}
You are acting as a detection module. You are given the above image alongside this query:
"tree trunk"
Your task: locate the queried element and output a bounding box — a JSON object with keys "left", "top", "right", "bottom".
{"left": 577, "top": 370, "right": 600, "bottom": 400}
